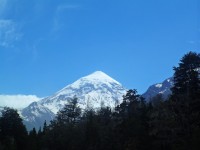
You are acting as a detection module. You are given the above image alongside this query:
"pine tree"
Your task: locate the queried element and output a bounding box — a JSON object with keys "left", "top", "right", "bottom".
{"left": 28, "top": 128, "right": 38, "bottom": 150}
{"left": 149, "top": 95, "right": 174, "bottom": 150}
{"left": 170, "top": 51, "right": 200, "bottom": 149}
{"left": 0, "top": 107, "right": 28, "bottom": 150}
{"left": 114, "top": 90, "right": 150, "bottom": 150}
{"left": 43, "top": 120, "right": 48, "bottom": 134}
{"left": 172, "top": 51, "right": 200, "bottom": 97}
{"left": 83, "top": 109, "right": 99, "bottom": 150}
{"left": 44, "top": 97, "right": 83, "bottom": 150}
{"left": 56, "top": 96, "right": 81, "bottom": 126}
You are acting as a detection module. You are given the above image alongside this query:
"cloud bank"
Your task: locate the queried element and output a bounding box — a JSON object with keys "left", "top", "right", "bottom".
{"left": 0, "top": 95, "right": 40, "bottom": 109}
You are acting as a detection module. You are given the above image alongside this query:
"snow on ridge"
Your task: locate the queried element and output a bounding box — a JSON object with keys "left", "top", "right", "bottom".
{"left": 82, "top": 71, "right": 121, "bottom": 84}
{"left": 56, "top": 71, "right": 121, "bottom": 95}
{"left": 155, "top": 83, "right": 162, "bottom": 88}
{"left": 20, "top": 71, "right": 126, "bottom": 130}
{"left": 37, "top": 71, "right": 126, "bottom": 114}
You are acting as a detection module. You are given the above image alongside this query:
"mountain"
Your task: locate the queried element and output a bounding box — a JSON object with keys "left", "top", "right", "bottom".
{"left": 39, "top": 71, "right": 126, "bottom": 113}
{"left": 142, "top": 68, "right": 200, "bottom": 101}
{"left": 142, "top": 77, "right": 174, "bottom": 101}
{"left": 21, "top": 102, "right": 55, "bottom": 130}
{"left": 21, "top": 71, "right": 127, "bottom": 130}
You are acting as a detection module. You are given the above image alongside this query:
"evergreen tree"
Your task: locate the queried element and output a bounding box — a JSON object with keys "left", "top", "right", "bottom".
{"left": 96, "top": 107, "right": 114, "bottom": 150}
{"left": 172, "top": 51, "right": 200, "bottom": 97}
{"left": 55, "top": 96, "right": 81, "bottom": 126}
{"left": 43, "top": 120, "right": 48, "bottom": 134}
{"left": 114, "top": 90, "right": 150, "bottom": 150}
{"left": 82, "top": 109, "right": 99, "bottom": 150}
{"left": 170, "top": 51, "right": 200, "bottom": 149}
{"left": 149, "top": 95, "right": 175, "bottom": 150}
{"left": 44, "top": 97, "right": 83, "bottom": 150}
{"left": 0, "top": 107, "right": 28, "bottom": 150}
{"left": 28, "top": 128, "right": 38, "bottom": 150}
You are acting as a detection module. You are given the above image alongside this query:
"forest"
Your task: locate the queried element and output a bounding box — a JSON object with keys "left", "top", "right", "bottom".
{"left": 0, "top": 51, "right": 200, "bottom": 150}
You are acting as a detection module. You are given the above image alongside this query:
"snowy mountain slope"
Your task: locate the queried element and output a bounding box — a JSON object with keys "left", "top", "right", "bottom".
{"left": 22, "top": 71, "right": 127, "bottom": 130}
{"left": 142, "top": 77, "right": 174, "bottom": 101}
{"left": 21, "top": 102, "right": 55, "bottom": 130}
{"left": 39, "top": 71, "right": 126, "bottom": 113}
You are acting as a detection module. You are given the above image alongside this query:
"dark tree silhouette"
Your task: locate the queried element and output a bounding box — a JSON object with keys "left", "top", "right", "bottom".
{"left": 0, "top": 107, "right": 28, "bottom": 150}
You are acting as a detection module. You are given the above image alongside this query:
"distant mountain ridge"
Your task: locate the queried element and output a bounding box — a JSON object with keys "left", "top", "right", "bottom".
{"left": 142, "top": 77, "right": 174, "bottom": 101}
{"left": 21, "top": 71, "right": 127, "bottom": 130}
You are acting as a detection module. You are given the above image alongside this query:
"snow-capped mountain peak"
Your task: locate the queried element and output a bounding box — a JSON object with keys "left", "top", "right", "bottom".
{"left": 40, "top": 71, "right": 126, "bottom": 112}
{"left": 22, "top": 71, "right": 127, "bottom": 130}
{"left": 55, "top": 71, "right": 122, "bottom": 97}
{"left": 81, "top": 71, "right": 121, "bottom": 85}
{"left": 58, "top": 71, "right": 121, "bottom": 93}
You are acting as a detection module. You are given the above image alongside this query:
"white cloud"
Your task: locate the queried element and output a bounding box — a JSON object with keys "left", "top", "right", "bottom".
{"left": 0, "top": 95, "right": 40, "bottom": 109}
{"left": 0, "top": 19, "right": 22, "bottom": 47}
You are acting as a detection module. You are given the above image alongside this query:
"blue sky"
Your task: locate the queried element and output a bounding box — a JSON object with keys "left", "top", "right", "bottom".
{"left": 0, "top": 0, "right": 199, "bottom": 97}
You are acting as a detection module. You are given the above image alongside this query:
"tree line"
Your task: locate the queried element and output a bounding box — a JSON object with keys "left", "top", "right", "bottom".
{"left": 0, "top": 51, "right": 200, "bottom": 150}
